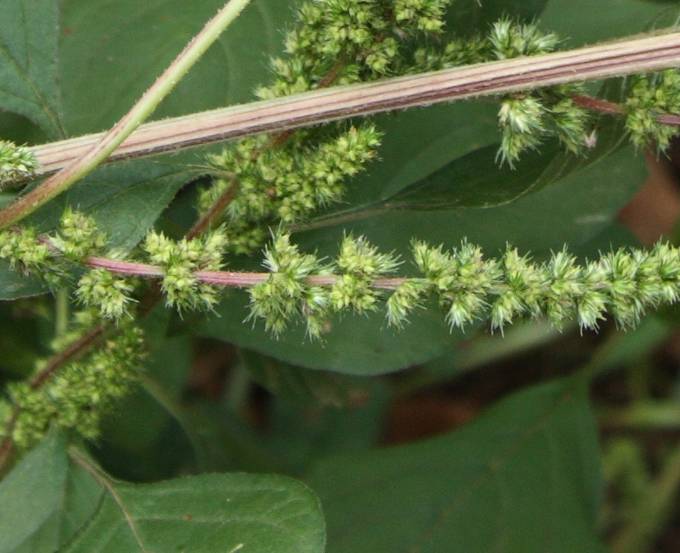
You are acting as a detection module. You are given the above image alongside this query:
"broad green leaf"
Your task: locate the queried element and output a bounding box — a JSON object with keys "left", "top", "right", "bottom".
{"left": 341, "top": 102, "right": 501, "bottom": 208}
{"left": 381, "top": 143, "right": 561, "bottom": 210}
{"left": 308, "top": 377, "right": 605, "bottom": 553}
{"left": 0, "top": 432, "right": 102, "bottom": 553}
{"left": 25, "top": 159, "right": 193, "bottom": 251}
{"left": 59, "top": 0, "right": 292, "bottom": 135}
{"left": 63, "top": 450, "right": 326, "bottom": 553}
{"left": 0, "top": 0, "right": 64, "bottom": 138}
{"left": 0, "top": 431, "right": 326, "bottom": 553}
{"left": 540, "top": 0, "right": 679, "bottom": 45}
{"left": 265, "top": 386, "right": 388, "bottom": 475}
{"left": 0, "top": 260, "right": 44, "bottom": 300}
{"left": 241, "top": 349, "right": 381, "bottom": 408}
{"left": 314, "top": 78, "right": 631, "bottom": 219}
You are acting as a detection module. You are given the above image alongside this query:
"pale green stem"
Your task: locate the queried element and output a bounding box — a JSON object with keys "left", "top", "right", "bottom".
{"left": 0, "top": 0, "right": 253, "bottom": 229}
{"left": 601, "top": 402, "right": 680, "bottom": 430}
{"left": 54, "top": 289, "right": 69, "bottom": 338}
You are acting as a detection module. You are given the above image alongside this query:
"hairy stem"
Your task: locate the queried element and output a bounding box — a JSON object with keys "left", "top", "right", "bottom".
{"left": 0, "top": 0, "right": 253, "bottom": 230}
{"left": 85, "top": 255, "right": 406, "bottom": 290}
{"left": 26, "top": 31, "right": 680, "bottom": 178}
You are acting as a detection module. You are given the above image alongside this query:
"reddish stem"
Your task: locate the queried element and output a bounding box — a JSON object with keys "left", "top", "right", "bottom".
{"left": 573, "top": 94, "right": 680, "bottom": 126}
{"left": 84, "top": 254, "right": 406, "bottom": 290}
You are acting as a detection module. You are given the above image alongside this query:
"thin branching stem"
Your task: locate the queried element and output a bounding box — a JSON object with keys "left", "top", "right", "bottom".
{"left": 0, "top": 0, "right": 253, "bottom": 230}
{"left": 85, "top": 255, "right": 405, "bottom": 290}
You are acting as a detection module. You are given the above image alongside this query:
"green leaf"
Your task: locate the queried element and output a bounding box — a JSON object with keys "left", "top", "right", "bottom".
{"left": 265, "top": 386, "right": 388, "bottom": 475}
{"left": 382, "top": 143, "right": 561, "bottom": 210}
{"left": 0, "top": 260, "right": 44, "bottom": 300}
{"left": 64, "top": 449, "right": 326, "bottom": 553}
{"left": 540, "top": 0, "right": 679, "bottom": 46}
{"left": 447, "top": 0, "right": 550, "bottom": 36}
{"left": 308, "top": 377, "right": 605, "bottom": 553}
{"left": 341, "top": 102, "right": 501, "bottom": 208}
{"left": 311, "top": 90, "right": 630, "bottom": 219}
{"left": 0, "top": 431, "right": 102, "bottom": 553}
{"left": 59, "top": 0, "right": 292, "bottom": 135}
{"left": 0, "top": 0, "right": 64, "bottom": 138}
{"left": 26, "top": 159, "right": 193, "bottom": 252}
{"left": 241, "top": 349, "right": 381, "bottom": 408}
{"left": 0, "top": 431, "right": 326, "bottom": 553}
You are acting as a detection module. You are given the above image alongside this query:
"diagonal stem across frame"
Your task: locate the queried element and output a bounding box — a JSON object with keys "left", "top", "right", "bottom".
{"left": 28, "top": 31, "right": 680, "bottom": 178}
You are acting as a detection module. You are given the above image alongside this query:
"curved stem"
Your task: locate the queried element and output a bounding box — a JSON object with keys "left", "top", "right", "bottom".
{"left": 0, "top": 0, "right": 253, "bottom": 230}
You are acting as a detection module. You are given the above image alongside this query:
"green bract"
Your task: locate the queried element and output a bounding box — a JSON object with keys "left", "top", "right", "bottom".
{"left": 0, "top": 140, "right": 37, "bottom": 187}
{"left": 144, "top": 229, "right": 227, "bottom": 312}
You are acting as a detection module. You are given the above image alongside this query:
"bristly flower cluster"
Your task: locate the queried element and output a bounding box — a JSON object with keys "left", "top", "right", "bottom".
{"left": 397, "top": 240, "right": 680, "bottom": 333}
{"left": 625, "top": 69, "right": 680, "bottom": 151}
{"left": 248, "top": 234, "right": 680, "bottom": 338}
{"left": 248, "top": 232, "right": 330, "bottom": 339}
{"left": 415, "top": 19, "right": 680, "bottom": 165}
{"left": 199, "top": 0, "right": 454, "bottom": 254}
{"left": 144, "top": 230, "right": 228, "bottom": 313}
{"left": 0, "top": 140, "right": 37, "bottom": 188}
{"left": 412, "top": 19, "right": 592, "bottom": 166}
{"left": 4, "top": 212, "right": 680, "bottom": 340}
{"left": 201, "top": 127, "right": 381, "bottom": 254}
{"left": 1, "top": 314, "right": 145, "bottom": 451}
{"left": 248, "top": 233, "right": 400, "bottom": 340}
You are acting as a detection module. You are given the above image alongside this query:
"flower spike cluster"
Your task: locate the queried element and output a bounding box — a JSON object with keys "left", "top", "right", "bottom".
{"left": 0, "top": 140, "right": 37, "bottom": 187}
{"left": 3, "top": 212, "right": 680, "bottom": 340}
{"left": 201, "top": 126, "right": 382, "bottom": 253}
{"left": 625, "top": 69, "right": 680, "bottom": 151}
{"left": 248, "top": 233, "right": 330, "bottom": 339}
{"left": 1, "top": 314, "right": 145, "bottom": 451}
{"left": 411, "top": 19, "right": 593, "bottom": 166}
{"left": 243, "top": 235, "right": 680, "bottom": 338}
{"left": 199, "top": 0, "right": 454, "bottom": 254}
{"left": 144, "top": 230, "right": 228, "bottom": 312}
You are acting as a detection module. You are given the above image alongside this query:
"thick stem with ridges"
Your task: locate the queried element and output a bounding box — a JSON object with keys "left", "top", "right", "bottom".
{"left": 24, "top": 31, "right": 680, "bottom": 180}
